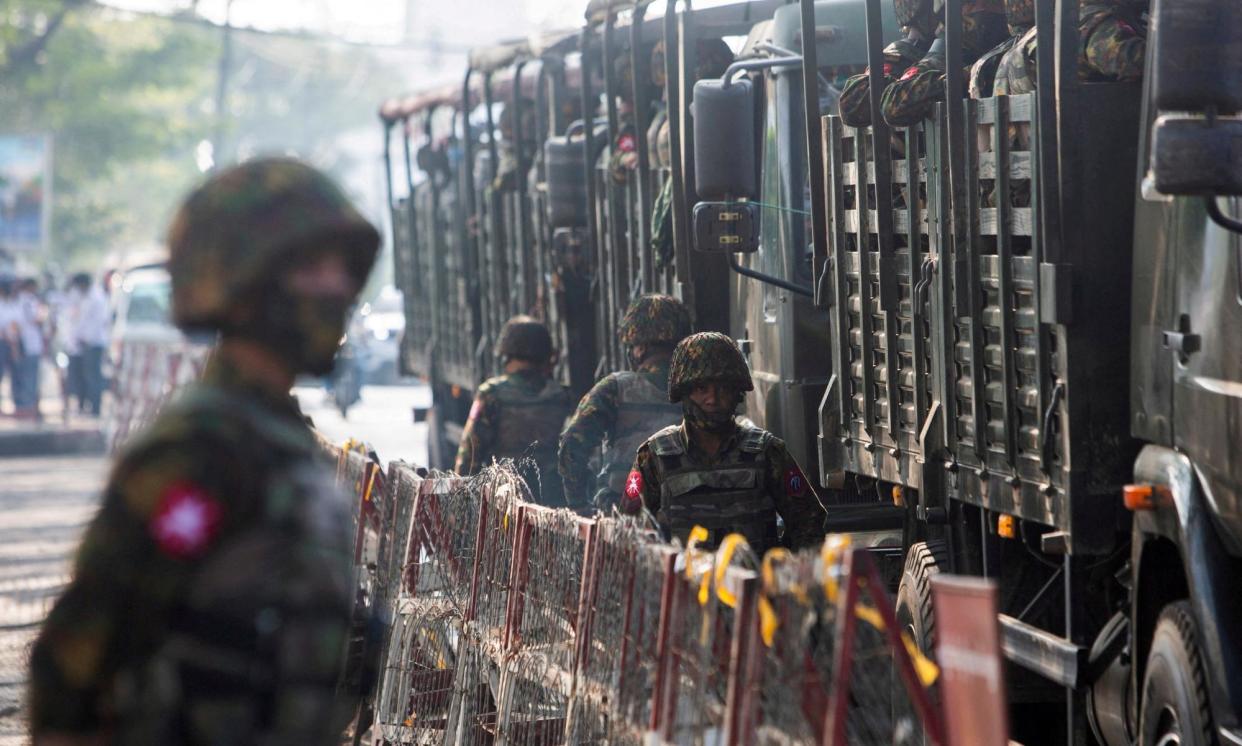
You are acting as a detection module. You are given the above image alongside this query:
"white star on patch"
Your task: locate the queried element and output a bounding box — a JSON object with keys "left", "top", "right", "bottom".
{"left": 625, "top": 472, "right": 643, "bottom": 499}
{"left": 151, "top": 486, "right": 220, "bottom": 558}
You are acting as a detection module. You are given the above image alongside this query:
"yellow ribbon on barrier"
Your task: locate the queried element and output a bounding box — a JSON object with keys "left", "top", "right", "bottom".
{"left": 757, "top": 548, "right": 792, "bottom": 646}
{"left": 759, "top": 596, "right": 779, "bottom": 646}
{"left": 851, "top": 604, "right": 940, "bottom": 688}
{"left": 713, "top": 533, "right": 749, "bottom": 609}
{"left": 820, "top": 534, "right": 852, "bottom": 603}
{"left": 363, "top": 468, "right": 378, "bottom": 503}
{"left": 684, "top": 526, "right": 713, "bottom": 606}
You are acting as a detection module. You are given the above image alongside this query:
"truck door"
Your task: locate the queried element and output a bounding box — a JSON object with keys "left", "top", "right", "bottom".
{"left": 1170, "top": 197, "right": 1242, "bottom": 544}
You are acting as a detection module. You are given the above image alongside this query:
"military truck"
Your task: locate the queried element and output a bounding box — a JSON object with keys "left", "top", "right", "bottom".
{"left": 382, "top": 0, "right": 1242, "bottom": 740}
{"left": 727, "top": 0, "right": 1240, "bottom": 742}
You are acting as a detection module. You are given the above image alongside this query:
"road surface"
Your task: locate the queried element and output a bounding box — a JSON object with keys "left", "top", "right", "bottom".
{"left": 293, "top": 381, "right": 431, "bottom": 467}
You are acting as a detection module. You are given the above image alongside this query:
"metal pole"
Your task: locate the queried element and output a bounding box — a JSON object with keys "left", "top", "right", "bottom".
{"left": 799, "top": 0, "right": 829, "bottom": 266}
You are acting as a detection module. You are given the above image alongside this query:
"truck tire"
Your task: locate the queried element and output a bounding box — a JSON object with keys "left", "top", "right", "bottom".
{"left": 1139, "top": 601, "right": 1214, "bottom": 746}
{"left": 893, "top": 541, "right": 946, "bottom": 743}
{"left": 896, "top": 541, "right": 946, "bottom": 656}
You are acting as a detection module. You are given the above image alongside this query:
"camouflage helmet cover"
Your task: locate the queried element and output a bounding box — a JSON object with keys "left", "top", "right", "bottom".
{"left": 895, "top": 0, "right": 938, "bottom": 36}
{"left": 650, "top": 38, "right": 735, "bottom": 88}
{"left": 1003, "top": 0, "right": 1034, "bottom": 31}
{"left": 619, "top": 294, "right": 692, "bottom": 348}
{"left": 168, "top": 157, "right": 379, "bottom": 331}
{"left": 496, "top": 315, "right": 554, "bottom": 361}
{"left": 668, "top": 331, "right": 754, "bottom": 403}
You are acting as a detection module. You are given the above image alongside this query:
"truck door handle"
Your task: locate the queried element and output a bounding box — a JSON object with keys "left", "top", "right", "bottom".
{"left": 1162, "top": 314, "right": 1201, "bottom": 364}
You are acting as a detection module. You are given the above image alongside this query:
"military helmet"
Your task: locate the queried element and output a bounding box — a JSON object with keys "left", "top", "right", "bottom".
{"left": 895, "top": 0, "right": 938, "bottom": 36}
{"left": 668, "top": 331, "right": 753, "bottom": 403}
{"left": 496, "top": 315, "right": 554, "bottom": 362}
{"left": 168, "top": 157, "right": 379, "bottom": 331}
{"left": 619, "top": 294, "right": 692, "bottom": 348}
{"left": 1003, "top": 0, "right": 1034, "bottom": 30}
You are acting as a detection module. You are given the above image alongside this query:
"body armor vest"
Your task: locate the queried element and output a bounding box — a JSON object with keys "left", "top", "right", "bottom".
{"left": 115, "top": 384, "right": 361, "bottom": 745}
{"left": 649, "top": 424, "right": 779, "bottom": 554}
{"left": 493, "top": 375, "right": 572, "bottom": 505}
{"left": 599, "top": 371, "right": 683, "bottom": 498}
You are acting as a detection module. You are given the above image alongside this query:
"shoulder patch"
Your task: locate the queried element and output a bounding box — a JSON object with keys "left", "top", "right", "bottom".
{"left": 784, "top": 466, "right": 809, "bottom": 498}
{"left": 149, "top": 482, "right": 223, "bottom": 560}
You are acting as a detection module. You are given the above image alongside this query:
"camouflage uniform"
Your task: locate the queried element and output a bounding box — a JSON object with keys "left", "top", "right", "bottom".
{"left": 558, "top": 295, "right": 691, "bottom": 509}
{"left": 969, "top": 0, "right": 1034, "bottom": 98}
{"left": 29, "top": 158, "right": 380, "bottom": 743}
{"left": 622, "top": 332, "right": 827, "bottom": 555}
{"left": 993, "top": 0, "right": 1146, "bottom": 95}
{"left": 839, "top": 36, "right": 931, "bottom": 127}
{"left": 880, "top": 4, "right": 1010, "bottom": 127}
{"left": 456, "top": 316, "right": 572, "bottom": 506}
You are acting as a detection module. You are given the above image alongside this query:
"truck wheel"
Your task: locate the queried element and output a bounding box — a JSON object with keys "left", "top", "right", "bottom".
{"left": 896, "top": 541, "right": 946, "bottom": 656}
{"left": 1139, "top": 601, "right": 1214, "bottom": 746}
{"left": 893, "top": 541, "right": 946, "bottom": 741}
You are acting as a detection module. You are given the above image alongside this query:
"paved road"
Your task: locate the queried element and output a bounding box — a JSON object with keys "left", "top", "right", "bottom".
{"left": 0, "top": 455, "right": 106, "bottom": 745}
{"left": 293, "top": 382, "right": 431, "bottom": 467}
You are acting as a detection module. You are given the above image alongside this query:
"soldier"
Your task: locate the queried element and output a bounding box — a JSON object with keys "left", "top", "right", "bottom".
{"left": 28, "top": 158, "right": 380, "bottom": 744}
{"left": 993, "top": 0, "right": 1147, "bottom": 96}
{"left": 879, "top": 0, "right": 1009, "bottom": 127}
{"left": 622, "top": 332, "right": 828, "bottom": 555}
{"left": 839, "top": 0, "right": 936, "bottom": 127}
{"left": 455, "top": 315, "right": 572, "bottom": 506}
{"left": 969, "top": 0, "right": 1034, "bottom": 99}
{"left": 558, "top": 295, "right": 691, "bottom": 510}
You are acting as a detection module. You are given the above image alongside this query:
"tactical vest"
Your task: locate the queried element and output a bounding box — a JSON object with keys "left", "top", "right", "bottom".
{"left": 649, "top": 424, "right": 780, "bottom": 554}
{"left": 598, "top": 371, "right": 684, "bottom": 499}
{"left": 492, "top": 375, "right": 573, "bottom": 505}
{"left": 114, "top": 384, "right": 362, "bottom": 745}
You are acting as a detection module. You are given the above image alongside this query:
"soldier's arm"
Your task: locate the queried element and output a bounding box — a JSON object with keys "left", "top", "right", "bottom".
{"left": 1084, "top": 16, "right": 1145, "bottom": 82}
{"left": 557, "top": 375, "right": 621, "bottom": 500}
{"left": 29, "top": 434, "right": 246, "bottom": 736}
{"left": 838, "top": 73, "right": 875, "bottom": 127}
{"left": 454, "top": 387, "right": 497, "bottom": 475}
{"left": 765, "top": 439, "right": 829, "bottom": 551}
{"left": 880, "top": 55, "right": 947, "bottom": 128}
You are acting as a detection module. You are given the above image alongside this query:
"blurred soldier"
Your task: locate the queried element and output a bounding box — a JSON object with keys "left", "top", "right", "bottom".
{"left": 558, "top": 295, "right": 691, "bottom": 510}
{"left": 839, "top": 0, "right": 936, "bottom": 127}
{"left": 879, "top": 0, "right": 1009, "bottom": 127}
{"left": 622, "top": 332, "right": 828, "bottom": 555}
{"left": 969, "top": 0, "right": 1034, "bottom": 98}
{"left": 993, "top": 0, "right": 1147, "bottom": 95}
{"left": 28, "top": 158, "right": 380, "bottom": 745}
{"left": 649, "top": 38, "right": 734, "bottom": 262}
{"left": 455, "top": 315, "right": 572, "bottom": 506}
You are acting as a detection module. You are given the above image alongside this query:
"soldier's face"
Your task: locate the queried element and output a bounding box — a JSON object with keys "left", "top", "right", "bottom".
{"left": 688, "top": 381, "right": 737, "bottom": 414}
{"left": 284, "top": 251, "right": 357, "bottom": 300}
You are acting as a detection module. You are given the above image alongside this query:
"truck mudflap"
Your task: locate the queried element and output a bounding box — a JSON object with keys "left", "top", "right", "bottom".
{"left": 1132, "top": 444, "right": 1242, "bottom": 735}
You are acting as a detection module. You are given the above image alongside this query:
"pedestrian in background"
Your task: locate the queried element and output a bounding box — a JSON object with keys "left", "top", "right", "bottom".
{"left": 12, "top": 277, "right": 46, "bottom": 419}
{"left": 0, "top": 277, "right": 18, "bottom": 412}
{"left": 71, "top": 273, "right": 110, "bottom": 416}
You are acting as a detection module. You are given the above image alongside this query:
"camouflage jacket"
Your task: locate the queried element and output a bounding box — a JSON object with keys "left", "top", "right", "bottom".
{"left": 880, "top": 11, "right": 1010, "bottom": 127}
{"left": 29, "top": 355, "right": 356, "bottom": 743}
{"left": 993, "top": 2, "right": 1146, "bottom": 95}
{"left": 455, "top": 368, "right": 572, "bottom": 503}
{"left": 557, "top": 358, "right": 680, "bottom": 507}
{"left": 624, "top": 421, "right": 827, "bottom": 553}
{"left": 838, "top": 37, "right": 930, "bottom": 127}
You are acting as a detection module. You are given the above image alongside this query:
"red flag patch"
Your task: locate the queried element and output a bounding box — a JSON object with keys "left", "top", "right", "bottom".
{"left": 149, "top": 482, "right": 222, "bottom": 559}
{"left": 618, "top": 133, "right": 637, "bottom": 153}
{"left": 900, "top": 65, "right": 919, "bottom": 81}
{"left": 785, "top": 467, "right": 809, "bottom": 498}
{"left": 620, "top": 470, "right": 645, "bottom": 513}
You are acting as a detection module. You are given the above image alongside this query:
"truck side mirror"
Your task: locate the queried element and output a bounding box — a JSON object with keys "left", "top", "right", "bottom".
{"left": 1151, "top": 116, "right": 1242, "bottom": 196}
{"left": 1148, "top": 0, "right": 1242, "bottom": 197}
{"left": 692, "top": 78, "right": 756, "bottom": 201}
{"left": 1152, "top": 0, "right": 1242, "bottom": 113}
{"left": 693, "top": 202, "right": 759, "bottom": 253}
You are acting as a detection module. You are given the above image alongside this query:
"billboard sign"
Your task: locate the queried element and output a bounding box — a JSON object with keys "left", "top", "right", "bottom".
{"left": 0, "top": 134, "right": 52, "bottom": 254}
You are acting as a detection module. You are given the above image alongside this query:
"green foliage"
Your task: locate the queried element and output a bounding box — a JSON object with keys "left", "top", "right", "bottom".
{"left": 0, "top": 3, "right": 216, "bottom": 268}
{"left": 0, "top": 3, "right": 405, "bottom": 271}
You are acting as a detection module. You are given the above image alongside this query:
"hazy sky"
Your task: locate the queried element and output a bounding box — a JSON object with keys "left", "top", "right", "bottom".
{"left": 100, "top": 0, "right": 585, "bottom": 46}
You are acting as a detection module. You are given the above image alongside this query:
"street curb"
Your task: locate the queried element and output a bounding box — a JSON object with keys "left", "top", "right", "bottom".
{"left": 0, "top": 428, "right": 106, "bottom": 457}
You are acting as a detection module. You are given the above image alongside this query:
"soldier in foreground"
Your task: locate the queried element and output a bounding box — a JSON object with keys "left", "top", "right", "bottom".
{"left": 28, "top": 158, "right": 379, "bottom": 744}
{"left": 455, "top": 315, "right": 573, "bottom": 506}
{"left": 622, "top": 332, "right": 828, "bottom": 554}
{"left": 558, "top": 294, "right": 691, "bottom": 510}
